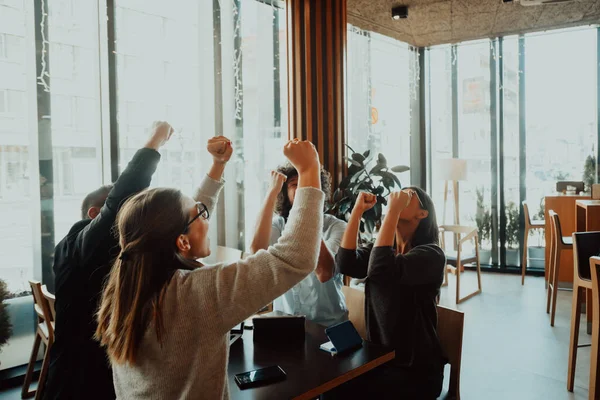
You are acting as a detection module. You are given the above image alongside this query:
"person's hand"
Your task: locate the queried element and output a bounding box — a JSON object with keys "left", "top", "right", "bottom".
{"left": 354, "top": 192, "right": 377, "bottom": 214}
{"left": 283, "top": 139, "right": 320, "bottom": 174}
{"left": 207, "top": 136, "right": 233, "bottom": 164}
{"left": 145, "top": 121, "right": 174, "bottom": 150}
{"left": 268, "top": 171, "right": 287, "bottom": 195}
{"left": 388, "top": 190, "right": 412, "bottom": 215}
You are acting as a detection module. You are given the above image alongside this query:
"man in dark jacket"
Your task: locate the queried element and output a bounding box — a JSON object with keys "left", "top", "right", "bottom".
{"left": 43, "top": 121, "right": 173, "bottom": 400}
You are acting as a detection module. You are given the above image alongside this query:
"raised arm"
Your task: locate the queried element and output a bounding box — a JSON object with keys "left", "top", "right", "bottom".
{"left": 193, "top": 136, "right": 233, "bottom": 216}
{"left": 249, "top": 171, "right": 287, "bottom": 253}
{"left": 315, "top": 218, "right": 346, "bottom": 282}
{"left": 202, "top": 139, "right": 325, "bottom": 332}
{"left": 336, "top": 192, "right": 377, "bottom": 279}
{"left": 77, "top": 121, "right": 172, "bottom": 265}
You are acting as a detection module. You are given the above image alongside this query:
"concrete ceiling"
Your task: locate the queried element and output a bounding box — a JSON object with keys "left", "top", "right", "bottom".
{"left": 347, "top": 0, "right": 600, "bottom": 47}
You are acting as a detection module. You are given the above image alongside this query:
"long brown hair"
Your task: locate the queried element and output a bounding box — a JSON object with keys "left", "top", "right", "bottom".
{"left": 95, "top": 188, "right": 198, "bottom": 364}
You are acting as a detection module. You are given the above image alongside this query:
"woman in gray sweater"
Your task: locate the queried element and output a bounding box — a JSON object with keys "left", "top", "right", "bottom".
{"left": 95, "top": 139, "right": 324, "bottom": 400}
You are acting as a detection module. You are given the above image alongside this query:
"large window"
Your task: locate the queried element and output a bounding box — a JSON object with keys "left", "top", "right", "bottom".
{"left": 0, "top": 0, "right": 286, "bottom": 371}
{"left": 427, "top": 27, "right": 599, "bottom": 270}
{"left": 346, "top": 26, "right": 414, "bottom": 188}
{"left": 524, "top": 29, "right": 597, "bottom": 210}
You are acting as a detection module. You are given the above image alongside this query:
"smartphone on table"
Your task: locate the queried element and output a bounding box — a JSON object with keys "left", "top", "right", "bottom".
{"left": 234, "top": 365, "right": 287, "bottom": 389}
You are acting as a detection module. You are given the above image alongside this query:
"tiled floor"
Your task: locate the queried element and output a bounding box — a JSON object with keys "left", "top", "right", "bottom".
{"left": 0, "top": 272, "right": 593, "bottom": 399}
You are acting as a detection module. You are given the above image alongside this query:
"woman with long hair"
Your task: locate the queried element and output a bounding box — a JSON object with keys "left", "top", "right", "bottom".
{"left": 95, "top": 139, "right": 325, "bottom": 399}
{"left": 330, "top": 187, "right": 446, "bottom": 399}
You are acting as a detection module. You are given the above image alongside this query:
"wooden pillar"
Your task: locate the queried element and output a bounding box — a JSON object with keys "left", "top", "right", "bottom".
{"left": 286, "top": 0, "right": 347, "bottom": 187}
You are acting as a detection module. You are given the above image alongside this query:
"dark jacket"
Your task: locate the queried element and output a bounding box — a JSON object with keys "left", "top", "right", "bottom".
{"left": 43, "top": 148, "right": 160, "bottom": 400}
{"left": 336, "top": 244, "right": 446, "bottom": 395}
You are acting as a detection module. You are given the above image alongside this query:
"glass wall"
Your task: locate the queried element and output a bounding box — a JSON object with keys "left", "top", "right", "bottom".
{"left": 427, "top": 27, "right": 599, "bottom": 270}
{"left": 0, "top": 0, "right": 286, "bottom": 371}
{"left": 346, "top": 26, "right": 414, "bottom": 188}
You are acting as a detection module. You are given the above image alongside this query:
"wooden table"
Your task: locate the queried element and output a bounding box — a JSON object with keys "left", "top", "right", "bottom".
{"left": 228, "top": 319, "right": 395, "bottom": 400}
{"left": 544, "top": 194, "right": 591, "bottom": 284}
{"left": 575, "top": 200, "right": 600, "bottom": 334}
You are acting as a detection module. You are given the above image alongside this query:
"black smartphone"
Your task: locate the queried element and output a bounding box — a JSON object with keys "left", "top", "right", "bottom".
{"left": 234, "top": 365, "right": 286, "bottom": 389}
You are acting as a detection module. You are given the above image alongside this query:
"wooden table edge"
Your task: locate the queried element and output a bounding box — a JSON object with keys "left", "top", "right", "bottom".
{"left": 292, "top": 350, "right": 396, "bottom": 400}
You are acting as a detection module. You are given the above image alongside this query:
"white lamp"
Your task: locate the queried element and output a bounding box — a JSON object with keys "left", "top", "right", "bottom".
{"left": 438, "top": 158, "right": 468, "bottom": 225}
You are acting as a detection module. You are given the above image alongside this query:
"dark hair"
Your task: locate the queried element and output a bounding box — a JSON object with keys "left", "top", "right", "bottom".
{"left": 274, "top": 163, "right": 332, "bottom": 220}
{"left": 81, "top": 185, "right": 113, "bottom": 219}
{"left": 95, "top": 188, "right": 199, "bottom": 364}
{"left": 405, "top": 186, "right": 439, "bottom": 247}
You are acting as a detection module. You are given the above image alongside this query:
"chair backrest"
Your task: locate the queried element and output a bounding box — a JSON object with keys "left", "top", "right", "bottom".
{"left": 439, "top": 225, "right": 479, "bottom": 257}
{"left": 556, "top": 180, "right": 585, "bottom": 193}
{"left": 41, "top": 285, "right": 56, "bottom": 321}
{"left": 522, "top": 201, "right": 532, "bottom": 225}
{"left": 437, "top": 305, "right": 465, "bottom": 399}
{"left": 573, "top": 232, "right": 600, "bottom": 281}
{"left": 592, "top": 184, "right": 600, "bottom": 200}
{"left": 29, "top": 280, "right": 54, "bottom": 340}
{"left": 549, "top": 210, "right": 566, "bottom": 245}
{"left": 341, "top": 286, "right": 367, "bottom": 340}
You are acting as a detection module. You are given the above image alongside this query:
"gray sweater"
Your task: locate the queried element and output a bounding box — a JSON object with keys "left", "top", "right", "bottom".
{"left": 111, "top": 183, "right": 324, "bottom": 400}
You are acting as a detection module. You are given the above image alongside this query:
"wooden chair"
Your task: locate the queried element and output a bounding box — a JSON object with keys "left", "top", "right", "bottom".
{"left": 568, "top": 232, "right": 600, "bottom": 393}
{"left": 339, "top": 286, "right": 464, "bottom": 400}
{"left": 22, "top": 281, "right": 55, "bottom": 400}
{"left": 522, "top": 201, "right": 545, "bottom": 285}
{"left": 439, "top": 225, "right": 482, "bottom": 304}
{"left": 341, "top": 286, "right": 367, "bottom": 339}
{"left": 588, "top": 256, "right": 600, "bottom": 399}
{"left": 437, "top": 305, "right": 465, "bottom": 400}
{"left": 41, "top": 285, "right": 56, "bottom": 321}
{"left": 546, "top": 210, "right": 573, "bottom": 327}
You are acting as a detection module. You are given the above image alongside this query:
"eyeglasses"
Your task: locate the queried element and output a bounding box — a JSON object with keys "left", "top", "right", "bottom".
{"left": 401, "top": 188, "right": 425, "bottom": 209}
{"left": 183, "top": 202, "right": 209, "bottom": 232}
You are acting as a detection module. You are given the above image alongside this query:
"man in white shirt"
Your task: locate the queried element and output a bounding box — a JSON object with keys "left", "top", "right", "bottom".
{"left": 250, "top": 164, "right": 348, "bottom": 327}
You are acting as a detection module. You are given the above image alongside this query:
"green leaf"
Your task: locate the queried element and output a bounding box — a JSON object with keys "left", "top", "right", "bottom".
{"left": 379, "top": 171, "right": 401, "bottom": 188}
{"left": 377, "top": 195, "right": 387, "bottom": 206}
{"left": 338, "top": 175, "right": 352, "bottom": 190}
{"left": 363, "top": 150, "right": 371, "bottom": 159}
{"left": 348, "top": 164, "right": 361, "bottom": 177}
{"left": 374, "top": 186, "right": 385, "bottom": 195}
{"left": 377, "top": 153, "right": 387, "bottom": 167}
{"left": 370, "top": 164, "right": 385, "bottom": 175}
{"left": 351, "top": 153, "right": 365, "bottom": 164}
{"left": 390, "top": 165, "right": 410, "bottom": 173}
{"left": 347, "top": 158, "right": 361, "bottom": 167}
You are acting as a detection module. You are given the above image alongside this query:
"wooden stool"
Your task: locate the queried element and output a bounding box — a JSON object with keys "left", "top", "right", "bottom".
{"left": 568, "top": 232, "right": 600, "bottom": 393}
{"left": 22, "top": 281, "right": 55, "bottom": 400}
{"left": 440, "top": 225, "right": 482, "bottom": 304}
{"left": 522, "top": 201, "right": 545, "bottom": 285}
{"left": 546, "top": 210, "right": 573, "bottom": 327}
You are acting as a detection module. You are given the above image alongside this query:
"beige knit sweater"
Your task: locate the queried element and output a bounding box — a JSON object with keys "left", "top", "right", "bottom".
{"left": 111, "top": 183, "right": 324, "bottom": 400}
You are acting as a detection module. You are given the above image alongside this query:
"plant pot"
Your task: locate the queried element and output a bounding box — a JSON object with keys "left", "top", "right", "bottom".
{"left": 479, "top": 249, "right": 492, "bottom": 265}
{"left": 6, "top": 295, "right": 35, "bottom": 338}
{"left": 527, "top": 246, "right": 545, "bottom": 269}
{"left": 506, "top": 249, "right": 520, "bottom": 267}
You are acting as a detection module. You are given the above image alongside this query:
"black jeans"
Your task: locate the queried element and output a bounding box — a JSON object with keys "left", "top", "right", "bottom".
{"left": 321, "top": 363, "right": 444, "bottom": 400}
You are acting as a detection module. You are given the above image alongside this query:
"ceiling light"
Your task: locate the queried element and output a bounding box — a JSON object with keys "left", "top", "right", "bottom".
{"left": 391, "top": 5, "right": 408, "bottom": 20}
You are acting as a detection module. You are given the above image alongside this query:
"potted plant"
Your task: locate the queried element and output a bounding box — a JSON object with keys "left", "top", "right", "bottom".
{"left": 329, "top": 146, "right": 409, "bottom": 241}
{"left": 505, "top": 201, "right": 520, "bottom": 266}
{"left": 583, "top": 154, "right": 596, "bottom": 193}
{"left": 0, "top": 279, "right": 13, "bottom": 365}
{"left": 475, "top": 187, "right": 492, "bottom": 264}
{"left": 528, "top": 199, "right": 545, "bottom": 269}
